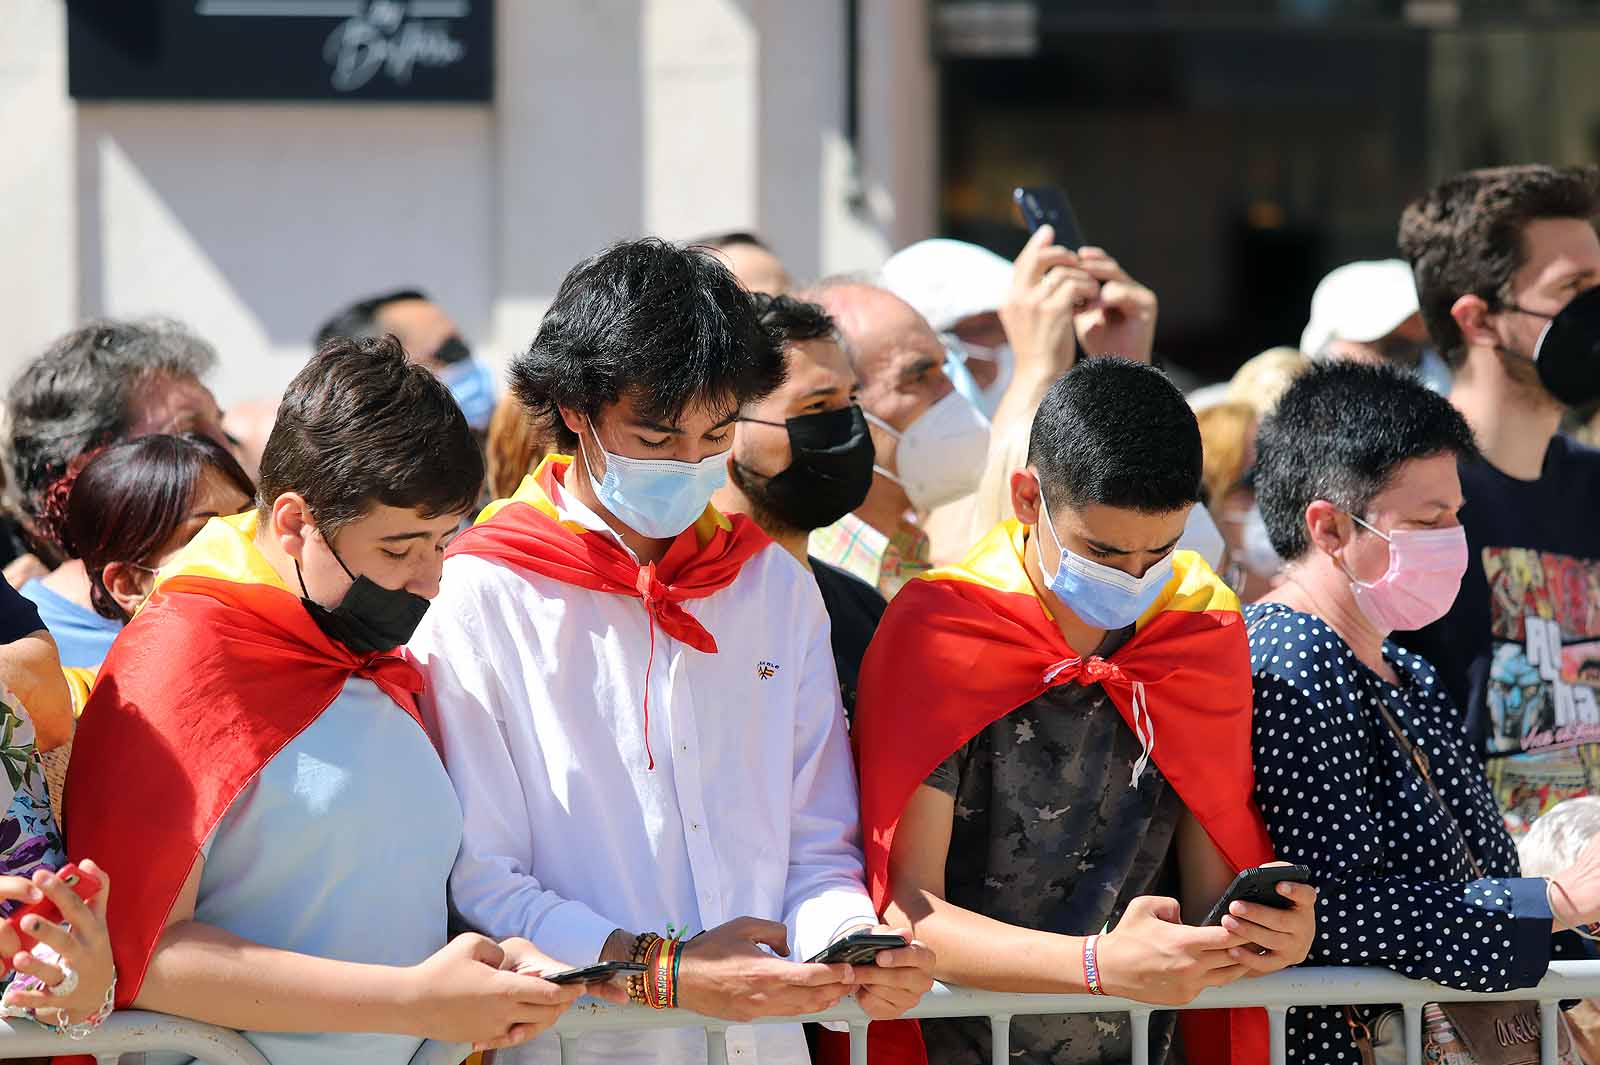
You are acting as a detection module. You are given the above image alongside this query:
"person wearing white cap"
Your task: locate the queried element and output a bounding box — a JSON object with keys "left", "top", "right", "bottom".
{"left": 882, "top": 238, "right": 1018, "bottom": 417}
{"left": 881, "top": 229, "right": 1212, "bottom": 571}
{"left": 1300, "top": 259, "right": 1453, "bottom": 393}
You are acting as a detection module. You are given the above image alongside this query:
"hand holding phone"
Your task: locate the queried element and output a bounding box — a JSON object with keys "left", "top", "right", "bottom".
{"left": 7, "top": 863, "right": 101, "bottom": 954}
{"left": 1201, "top": 864, "right": 1312, "bottom": 927}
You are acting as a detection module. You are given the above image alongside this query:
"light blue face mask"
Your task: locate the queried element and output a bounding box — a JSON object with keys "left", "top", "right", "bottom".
{"left": 582, "top": 424, "right": 729, "bottom": 540}
{"left": 1037, "top": 484, "right": 1175, "bottom": 630}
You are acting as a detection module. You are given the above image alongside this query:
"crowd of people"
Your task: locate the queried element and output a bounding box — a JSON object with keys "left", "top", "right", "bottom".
{"left": 0, "top": 162, "right": 1597, "bottom": 1065}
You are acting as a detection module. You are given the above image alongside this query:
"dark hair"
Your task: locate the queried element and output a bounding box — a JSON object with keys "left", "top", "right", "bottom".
{"left": 1398, "top": 165, "right": 1600, "bottom": 368}
{"left": 1254, "top": 361, "right": 1479, "bottom": 561}
{"left": 752, "top": 293, "right": 836, "bottom": 346}
{"left": 258, "top": 334, "right": 484, "bottom": 534}
{"left": 65, "top": 434, "right": 256, "bottom": 621}
{"left": 314, "top": 288, "right": 428, "bottom": 350}
{"left": 693, "top": 231, "right": 770, "bottom": 253}
{"left": 1027, "top": 358, "right": 1203, "bottom": 513}
{"left": 6, "top": 319, "right": 217, "bottom": 523}
{"left": 511, "top": 238, "right": 786, "bottom": 451}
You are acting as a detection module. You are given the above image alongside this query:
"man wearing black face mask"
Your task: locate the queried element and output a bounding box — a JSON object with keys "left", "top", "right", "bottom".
{"left": 712, "top": 294, "right": 884, "bottom": 721}
{"left": 1397, "top": 164, "right": 1600, "bottom": 832}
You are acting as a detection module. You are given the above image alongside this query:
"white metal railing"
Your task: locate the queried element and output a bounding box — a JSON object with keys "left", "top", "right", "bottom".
{"left": 540, "top": 960, "right": 1600, "bottom": 1065}
{"left": 9, "top": 962, "right": 1600, "bottom": 1065}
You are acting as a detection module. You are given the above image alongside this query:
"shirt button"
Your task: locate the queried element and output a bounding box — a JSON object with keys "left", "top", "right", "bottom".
{"left": 691, "top": 822, "right": 702, "bottom": 831}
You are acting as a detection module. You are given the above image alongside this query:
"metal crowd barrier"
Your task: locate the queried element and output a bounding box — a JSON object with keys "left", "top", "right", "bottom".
{"left": 9, "top": 962, "right": 1600, "bottom": 1064}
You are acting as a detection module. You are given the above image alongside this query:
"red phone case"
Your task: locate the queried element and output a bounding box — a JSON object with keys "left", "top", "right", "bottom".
{"left": 8, "top": 863, "right": 101, "bottom": 956}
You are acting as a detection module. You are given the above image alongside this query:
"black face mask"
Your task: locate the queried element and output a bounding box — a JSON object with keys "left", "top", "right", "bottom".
{"left": 732, "top": 405, "right": 875, "bottom": 533}
{"left": 1504, "top": 285, "right": 1600, "bottom": 407}
{"left": 295, "top": 538, "right": 431, "bottom": 656}
{"left": 433, "top": 334, "right": 472, "bottom": 366}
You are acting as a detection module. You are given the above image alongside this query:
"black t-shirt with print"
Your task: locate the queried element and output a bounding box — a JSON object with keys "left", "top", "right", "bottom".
{"left": 810, "top": 558, "right": 886, "bottom": 724}
{"left": 1400, "top": 435, "right": 1600, "bottom": 832}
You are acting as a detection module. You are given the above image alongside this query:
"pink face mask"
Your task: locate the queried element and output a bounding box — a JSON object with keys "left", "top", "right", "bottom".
{"left": 1342, "top": 514, "right": 1469, "bottom": 633}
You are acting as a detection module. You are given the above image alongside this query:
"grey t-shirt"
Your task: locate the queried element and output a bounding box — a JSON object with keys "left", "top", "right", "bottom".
{"left": 922, "top": 627, "right": 1185, "bottom": 1065}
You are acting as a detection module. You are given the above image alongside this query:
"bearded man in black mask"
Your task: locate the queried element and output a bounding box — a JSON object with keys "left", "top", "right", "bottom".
{"left": 712, "top": 294, "right": 883, "bottom": 721}
{"left": 1396, "top": 164, "right": 1600, "bottom": 832}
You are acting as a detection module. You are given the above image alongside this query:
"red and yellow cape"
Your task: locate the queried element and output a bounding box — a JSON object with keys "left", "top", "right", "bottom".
{"left": 62, "top": 511, "right": 426, "bottom": 1010}
{"left": 447, "top": 456, "right": 770, "bottom": 766}
{"left": 829, "top": 519, "right": 1272, "bottom": 1065}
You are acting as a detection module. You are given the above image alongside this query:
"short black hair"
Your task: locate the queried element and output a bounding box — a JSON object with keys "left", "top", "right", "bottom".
{"left": 314, "top": 288, "right": 428, "bottom": 350}
{"left": 6, "top": 319, "right": 217, "bottom": 522}
{"left": 258, "top": 334, "right": 483, "bottom": 534}
{"left": 753, "top": 293, "right": 836, "bottom": 346}
{"left": 1254, "top": 361, "right": 1479, "bottom": 561}
{"left": 511, "top": 238, "right": 786, "bottom": 451}
{"left": 1027, "top": 358, "right": 1203, "bottom": 513}
{"left": 693, "top": 231, "right": 770, "bottom": 253}
{"left": 1399, "top": 165, "right": 1600, "bottom": 368}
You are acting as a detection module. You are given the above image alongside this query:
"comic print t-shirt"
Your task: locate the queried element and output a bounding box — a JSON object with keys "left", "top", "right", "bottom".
{"left": 1402, "top": 435, "right": 1600, "bottom": 835}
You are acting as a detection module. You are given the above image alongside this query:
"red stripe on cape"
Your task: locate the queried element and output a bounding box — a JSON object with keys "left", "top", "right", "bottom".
{"left": 62, "top": 574, "right": 424, "bottom": 1010}
{"left": 822, "top": 522, "right": 1272, "bottom": 1065}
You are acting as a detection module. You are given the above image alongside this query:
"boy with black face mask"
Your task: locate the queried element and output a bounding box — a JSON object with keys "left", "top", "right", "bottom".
{"left": 1396, "top": 164, "right": 1600, "bottom": 832}
{"left": 712, "top": 294, "right": 882, "bottom": 721}
{"left": 64, "top": 336, "right": 603, "bottom": 1065}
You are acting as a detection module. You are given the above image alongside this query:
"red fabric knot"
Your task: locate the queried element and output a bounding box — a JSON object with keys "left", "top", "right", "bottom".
{"left": 1042, "top": 655, "right": 1125, "bottom": 687}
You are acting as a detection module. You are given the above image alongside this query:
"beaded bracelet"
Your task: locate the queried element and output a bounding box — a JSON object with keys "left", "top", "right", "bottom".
{"left": 628, "top": 933, "right": 662, "bottom": 1005}
{"left": 1083, "top": 935, "right": 1105, "bottom": 996}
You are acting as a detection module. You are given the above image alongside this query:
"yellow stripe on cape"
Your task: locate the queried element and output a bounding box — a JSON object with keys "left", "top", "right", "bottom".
{"left": 475, "top": 453, "right": 734, "bottom": 547}
{"left": 149, "top": 510, "right": 287, "bottom": 597}
{"left": 918, "top": 518, "right": 1240, "bottom": 631}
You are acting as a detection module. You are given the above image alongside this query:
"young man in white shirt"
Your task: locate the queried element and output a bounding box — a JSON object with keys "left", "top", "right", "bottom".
{"left": 409, "top": 238, "right": 935, "bottom": 1065}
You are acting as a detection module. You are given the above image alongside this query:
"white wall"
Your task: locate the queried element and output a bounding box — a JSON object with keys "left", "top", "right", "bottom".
{"left": 2, "top": 0, "right": 937, "bottom": 409}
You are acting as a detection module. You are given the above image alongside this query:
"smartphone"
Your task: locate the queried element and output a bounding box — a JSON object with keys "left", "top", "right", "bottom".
{"left": 805, "top": 931, "right": 908, "bottom": 966}
{"left": 1013, "top": 185, "right": 1086, "bottom": 250}
{"left": 8, "top": 863, "right": 102, "bottom": 954}
{"left": 543, "top": 960, "right": 647, "bottom": 986}
{"left": 1201, "top": 864, "right": 1312, "bottom": 927}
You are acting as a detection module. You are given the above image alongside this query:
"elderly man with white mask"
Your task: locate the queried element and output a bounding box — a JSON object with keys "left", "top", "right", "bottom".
{"left": 880, "top": 232, "right": 1239, "bottom": 569}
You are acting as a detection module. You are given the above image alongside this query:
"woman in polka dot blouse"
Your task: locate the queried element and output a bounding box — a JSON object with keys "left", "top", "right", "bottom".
{"left": 1242, "top": 363, "right": 1600, "bottom": 1064}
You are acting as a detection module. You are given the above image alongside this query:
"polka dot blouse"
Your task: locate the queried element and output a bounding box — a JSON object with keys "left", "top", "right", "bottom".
{"left": 1244, "top": 602, "right": 1554, "bottom": 1065}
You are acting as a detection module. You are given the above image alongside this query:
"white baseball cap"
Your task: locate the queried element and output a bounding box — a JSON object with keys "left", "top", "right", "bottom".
{"left": 881, "top": 239, "right": 1014, "bottom": 333}
{"left": 1300, "top": 259, "right": 1420, "bottom": 357}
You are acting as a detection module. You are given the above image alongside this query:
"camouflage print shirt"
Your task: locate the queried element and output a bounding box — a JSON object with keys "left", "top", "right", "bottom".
{"left": 923, "top": 626, "right": 1185, "bottom": 1065}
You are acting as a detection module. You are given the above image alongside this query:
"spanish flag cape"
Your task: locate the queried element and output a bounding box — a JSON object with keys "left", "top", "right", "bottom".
{"left": 827, "top": 520, "right": 1272, "bottom": 1065}
{"left": 446, "top": 455, "right": 770, "bottom": 766}
{"left": 62, "top": 511, "right": 426, "bottom": 1010}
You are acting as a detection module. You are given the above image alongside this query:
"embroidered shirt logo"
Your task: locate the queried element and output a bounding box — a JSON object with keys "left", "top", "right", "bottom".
{"left": 757, "top": 660, "right": 780, "bottom": 680}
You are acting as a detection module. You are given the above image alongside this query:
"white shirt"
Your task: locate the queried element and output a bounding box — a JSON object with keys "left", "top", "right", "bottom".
{"left": 408, "top": 484, "right": 878, "bottom": 1065}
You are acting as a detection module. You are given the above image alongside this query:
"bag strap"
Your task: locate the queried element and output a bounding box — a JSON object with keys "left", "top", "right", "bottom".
{"left": 1369, "top": 694, "right": 1486, "bottom": 881}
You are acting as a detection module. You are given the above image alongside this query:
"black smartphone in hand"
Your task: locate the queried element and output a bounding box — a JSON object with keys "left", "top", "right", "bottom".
{"left": 805, "top": 931, "right": 909, "bottom": 965}
{"left": 544, "top": 960, "right": 647, "bottom": 985}
{"left": 1013, "top": 185, "right": 1086, "bottom": 250}
{"left": 1202, "top": 864, "right": 1312, "bottom": 926}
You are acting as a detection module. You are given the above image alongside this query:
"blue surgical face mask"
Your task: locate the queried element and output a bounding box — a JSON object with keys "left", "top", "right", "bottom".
{"left": 581, "top": 423, "right": 729, "bottom": 540}
{"left": 1037, "top": 483, "right": 1175, "bottom": 630}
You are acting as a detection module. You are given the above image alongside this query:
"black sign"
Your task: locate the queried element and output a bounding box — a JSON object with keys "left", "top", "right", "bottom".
{"left": 68, "top": 1, "right": 493, "bottom": 102}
